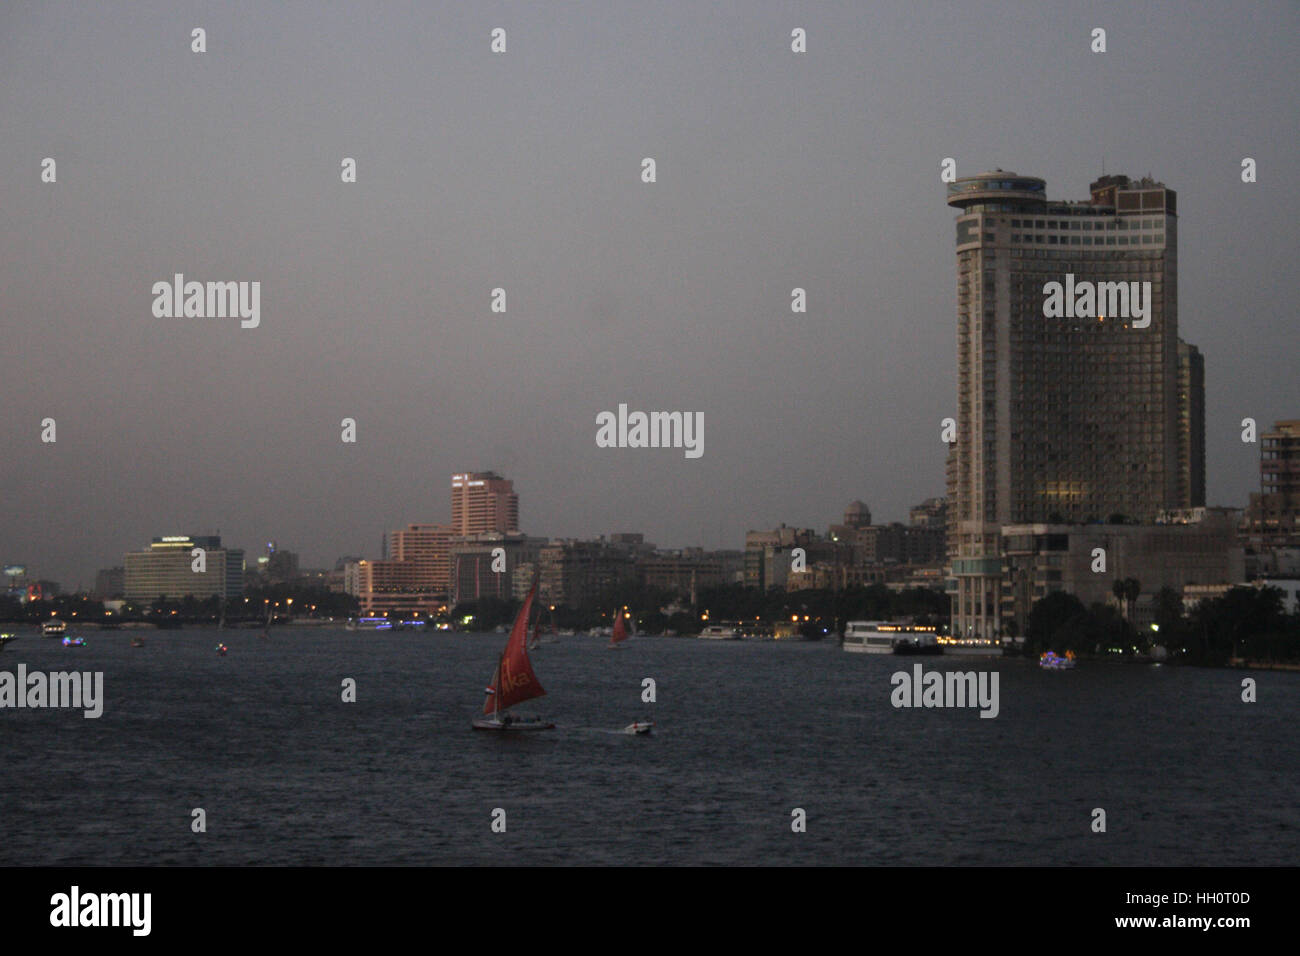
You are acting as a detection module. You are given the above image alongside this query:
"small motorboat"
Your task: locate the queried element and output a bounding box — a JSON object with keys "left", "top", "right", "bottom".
{"left": 61, "top": 636, "right": 86, "bottom": 647}
{"left": 0, "top": 632, "right": 17, "bottom": 653}
{"left": 130, "top": 637, "right": 145, "bottom": 648}
{"left": 623, "top": 721, "right": 654, "bottom": 736}
{"left": 216, "top": 643, "right": 229, "bottom": 656}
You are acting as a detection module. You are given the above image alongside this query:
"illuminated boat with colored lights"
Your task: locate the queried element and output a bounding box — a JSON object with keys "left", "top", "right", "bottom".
{"left": 61, "top": 636, "right": 86, "bottom": 647}
{"left": 473, "top": 583, "right": 555, "bottom": 732}
{"left": 1039, "top": 650, "right": 1076, "bottom": 670}
{"left": 346, "top": 616, "right": 393, "bottom": 631}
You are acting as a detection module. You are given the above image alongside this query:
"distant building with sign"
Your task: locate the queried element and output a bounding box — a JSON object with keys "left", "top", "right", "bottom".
{"left": 123, "top": 535, "right": 245, "bottom": 602}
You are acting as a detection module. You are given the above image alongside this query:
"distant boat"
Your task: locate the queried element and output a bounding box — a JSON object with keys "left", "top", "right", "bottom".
{"left": 608, "top": 610, "right": 629, "bottom": 649}
{"left": 216, "top": 643, "right": 228, "bottom": 656}
{"left": 607, "top": 609, "right": 653, "bottom": 733}
{"left": 938, "top": 638, "right": 1004, "bottom": 657}
{"left": 0, "top": 633, "right": 18, "bottom": 653}
{"left": 130, "top": 636, "right": 145, "bottom": 648}
{"left": 528, "top": 605, "right": 560, "bottom": 650}
{"left": 698, "top": 622, "right": 741, "bottom": 640}
{"left": 472, "top": 584, "right": 554, "bottom": 732}
{"left": 843, "top": 621, "right": 943, "bottom": 655}
{"left": 61, "top": 636, "right": 86, "bottom": 647}
{"left": 1039, "top": 650, "right": 1076, "bottom": 670}
{"left": 42, "top": 618, "right": 68, "bottom": 638}
{"left": 346, "top": 617, "right": 392, "bottom": 631}
{"left": 893, "top": 632, "right": 942, "bottom": 656}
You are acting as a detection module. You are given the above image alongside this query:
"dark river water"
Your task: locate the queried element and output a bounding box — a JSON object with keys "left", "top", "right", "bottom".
{"left": 1, "top": 628, "right": 1296, "bottom": 865}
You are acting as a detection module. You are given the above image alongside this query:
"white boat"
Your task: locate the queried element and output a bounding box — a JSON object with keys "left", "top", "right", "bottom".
{"left": 698, "top": 622, "right": 741, "bottom": 640}
{"left": 623, "top": 721, "right": 654, "bottom": 735}
{"left": 842, "top": 621, "right": 899, "bottom": 653}
{"left": 42, "top": 618, "right": 68, "bottom": 638}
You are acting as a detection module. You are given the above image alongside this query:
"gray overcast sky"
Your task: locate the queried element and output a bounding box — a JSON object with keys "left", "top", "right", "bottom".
{"left": 2, "top": 0, "right": 1297, "bottom": 588}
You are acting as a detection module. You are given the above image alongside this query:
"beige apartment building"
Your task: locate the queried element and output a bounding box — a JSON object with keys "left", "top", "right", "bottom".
{"left": 945, "top": 171, "right": 1204, "bottom": 638}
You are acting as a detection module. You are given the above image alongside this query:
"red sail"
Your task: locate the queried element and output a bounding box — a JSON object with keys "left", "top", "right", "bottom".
{"left": 482, "top": 586, "right": 546, "bottom": 714}
{"left": 611, "top": 611, "right": 628, "bottom": 644}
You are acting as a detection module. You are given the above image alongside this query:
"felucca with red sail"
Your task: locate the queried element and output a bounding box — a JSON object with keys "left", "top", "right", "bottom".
{"left": 608, "top": 609, "right": 629, "bottom": 649}
{"left": 473, "top": 584, "right": 555, "bottom": 731}
{"left": 528, "top": 604, "right": 559, "bottom": 650}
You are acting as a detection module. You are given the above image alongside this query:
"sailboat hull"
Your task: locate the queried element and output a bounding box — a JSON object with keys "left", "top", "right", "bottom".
{"left": 472, "top": 716, "right": 556, "bottom": 732}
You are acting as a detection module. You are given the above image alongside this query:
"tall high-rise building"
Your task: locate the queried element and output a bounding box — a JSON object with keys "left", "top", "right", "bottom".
{"left": 1177, "top": 339, "right": 1206, "bottom": 508}
{"left": 945, "top": 170, "right": 1194, "bottom": 638}
{"left": 451, "top": 472, "right": 519, "bottom": 535}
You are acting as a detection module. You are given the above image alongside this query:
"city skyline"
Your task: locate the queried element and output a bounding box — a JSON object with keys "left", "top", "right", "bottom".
{"left": 3, "top": 2, "right": 1296, "bottom": 587}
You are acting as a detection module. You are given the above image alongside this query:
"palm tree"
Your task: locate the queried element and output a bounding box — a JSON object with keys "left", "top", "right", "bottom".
{"left": 1112, "top": 577, "right": 1141, "bottom": 620}
{"left": 1124, "top": 578, "right": 1142, "bottom": 620}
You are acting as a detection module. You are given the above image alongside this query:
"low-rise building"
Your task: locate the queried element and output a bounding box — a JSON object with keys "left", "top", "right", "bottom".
{"left": 1001, "top": 513, "right": 1245, "bottom": 637}
{"left": 449, "top": 533, "right": 547, "bottom": 605}
{"left": 538, "top": 538, "right": 638, "bottom": 608}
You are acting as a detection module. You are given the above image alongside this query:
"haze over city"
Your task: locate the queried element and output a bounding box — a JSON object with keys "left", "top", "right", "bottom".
{"left": 2, "top": 0, "right": 1296, "bottom": 587}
